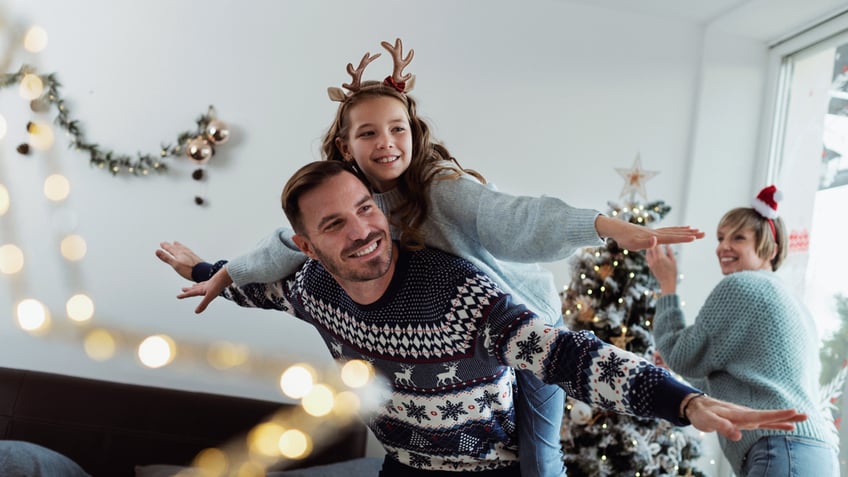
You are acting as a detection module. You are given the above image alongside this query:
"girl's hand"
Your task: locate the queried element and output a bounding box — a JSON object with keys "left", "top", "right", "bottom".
{"left": 683, "top": 393, "right": 807, "bottom": 442}
{"left": 156, "top": 241, "right": 204, "bottom": 281}
{"left": 595, "top": 216, "right": 704, "bottom": 250}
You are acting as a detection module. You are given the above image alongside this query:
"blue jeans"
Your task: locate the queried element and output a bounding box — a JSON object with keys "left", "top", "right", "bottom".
{"left": 740, "top": 435, "right": 839, "bottom": 477}
{"left": 515, "top": 370, "right": 566, "bottom": 477}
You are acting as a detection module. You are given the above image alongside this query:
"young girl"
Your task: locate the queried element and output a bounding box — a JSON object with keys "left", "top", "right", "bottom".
{"left": 646, "top": 185, "right": 839, "bottom": 476}
{"left": 187, "top": 39, "right": 704, "bottom": 476}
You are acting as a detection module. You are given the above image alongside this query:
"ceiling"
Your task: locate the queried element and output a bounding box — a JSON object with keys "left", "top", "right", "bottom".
{"left": 560, "top": 0, "right": 848, "bottom": 44}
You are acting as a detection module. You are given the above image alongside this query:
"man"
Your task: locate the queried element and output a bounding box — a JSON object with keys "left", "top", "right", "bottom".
{"left": 157, "top": 161, "right": 805, "bottom": 476}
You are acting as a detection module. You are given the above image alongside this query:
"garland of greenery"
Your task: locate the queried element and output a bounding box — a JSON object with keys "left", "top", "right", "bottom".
{"left": 1, "top": 64, "right": 223, "bottom": 177}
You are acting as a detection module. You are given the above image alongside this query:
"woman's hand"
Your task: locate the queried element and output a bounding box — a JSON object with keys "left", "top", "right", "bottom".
{"left": 645, "top": 244, "right": 678, "bottom": 295}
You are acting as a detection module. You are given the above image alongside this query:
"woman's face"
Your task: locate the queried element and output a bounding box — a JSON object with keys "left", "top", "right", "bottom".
{"left": 337, "top": 95, "right": 412, "bottom": 192}
{"left": 715, "top": 225, "right": 772, "bottom": 275}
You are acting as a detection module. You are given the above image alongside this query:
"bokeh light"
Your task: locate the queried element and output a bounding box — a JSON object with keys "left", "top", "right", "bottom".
{"left": 332, "top": 390, "right": 360, "bottom": 417}
{"left": 0, "top": 244, "right": 24, "bottom": 274}
{"left": 278, "top": 429, "right": 311, "bottom": 459}
{"left": 66, "top": 293, "right": 94, "bottom": 322}
{"left": 19, "top": 74, "right": 43, "bottom": 100}
{"left": 29, "top": 122, "right": 55, "bottom": 150}
{"left": 301, "top": 384, "right": 334, "bottom": 417}
{"left": 193, "top": 447, "right": 228, "bottom": 475}
{"left": 23, "top": 26, "right": 48, "bottom": 52}
{"left": 84, "top": 329, "right": 116, "bottom": 361}
{"left": 138, "top": 334, "right": 176, "bottom": 368}
{"left": 235, "top": 461, "right": 265, "bottom": 477}
{"left": 16, "top": 298, "right": 50, "bottom": 333}
{"left": 279, "top": 364, "right": 315, "bottom": 399}
{"left": 44, "top": 174, "right": 70, "bottom": 201}
{"left": 60, "top": 234, "right": 87, "bottom": 261}
{"left": 207, "top": 341, "right": 249, "bottom": 369}
{"left": 340, "top": 359, "right": 372, "bottom": 388}
{"left": 247, "top": 422, "right": 285, "bottom": 457}
{"left": 0, "top": 184, "right": 10, "bottom": 215}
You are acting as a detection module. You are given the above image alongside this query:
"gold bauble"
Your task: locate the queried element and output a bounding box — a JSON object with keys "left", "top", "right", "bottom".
{"left": 186, "top": 137, "right": 213, "bottom": 164}
{"left": 205, "top": 120, "right": 230, "bottom": 145}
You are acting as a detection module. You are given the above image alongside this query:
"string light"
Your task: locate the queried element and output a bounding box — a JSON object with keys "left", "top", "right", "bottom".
{"left": 83, "top": 329, "right": 116, "bottom": 361}
{"left": 278, "top": 429, "right": 311, "bottom": 459}
{"left": 138, "top": 334, "right": 176, "bottom": 368}
{"left": 60, "top": 234, "right": 87, "bottom": 261}
{"left": 0, "top": 244, "right": 24, "bottom": 274}
{"left": 44, "top": 174, "right": 70, "bottom": 201}
{"left": 16, "top": 298, "right": 50, "bottom": 333}
{"left": 23, "top": 26, "right": 48, "bottom": 52}
{"left": 280, "top": 364, "right": 315, "bottom": 399}
{"left": 66, "top": 293, "right": 94, "bottom": 322}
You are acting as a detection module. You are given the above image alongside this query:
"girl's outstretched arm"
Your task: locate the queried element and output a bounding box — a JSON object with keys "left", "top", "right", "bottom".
{"left": 595, "top": 215, "right": 704, "bottom": 251}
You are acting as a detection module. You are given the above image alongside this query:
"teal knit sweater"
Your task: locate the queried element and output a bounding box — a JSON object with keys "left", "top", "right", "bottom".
{"left": 654, "top": 270, "right": 838, "bottom": 475}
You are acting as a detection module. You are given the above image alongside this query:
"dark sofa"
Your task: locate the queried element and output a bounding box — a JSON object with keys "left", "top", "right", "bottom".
{"left": 0, "top": 366, "right": 369, "bottom": 476}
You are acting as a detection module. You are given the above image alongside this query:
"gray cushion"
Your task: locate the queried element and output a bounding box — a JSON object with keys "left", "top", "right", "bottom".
{"left": 269, "top": 457, "right": 382, "bottom": 476}
{"left": 0, "top": 440, "right": 90, "bottom": 477}
{"left": 135, "top": 457, "right": 383, "bottom": 477}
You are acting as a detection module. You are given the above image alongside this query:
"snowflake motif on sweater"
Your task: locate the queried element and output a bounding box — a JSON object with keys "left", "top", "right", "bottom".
{"left": 210, "top": 247, "right": 696, "bottom": 472}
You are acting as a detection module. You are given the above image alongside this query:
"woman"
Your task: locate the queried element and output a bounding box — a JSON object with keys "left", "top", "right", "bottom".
{"left": 646, "top": 185, "right": 839, "bottom": 476}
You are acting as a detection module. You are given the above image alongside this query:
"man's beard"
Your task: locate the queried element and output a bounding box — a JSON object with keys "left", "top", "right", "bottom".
{"left": 313, "top": 231, "right": 393, "bottom": 282}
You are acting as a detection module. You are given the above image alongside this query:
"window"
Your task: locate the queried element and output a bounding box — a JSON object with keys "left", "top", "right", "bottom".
{"left": 764, "top": 10, "right": 848, "bottom": 473}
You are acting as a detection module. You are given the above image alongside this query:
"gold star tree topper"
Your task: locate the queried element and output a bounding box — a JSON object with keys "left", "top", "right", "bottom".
{"left": 616, "top": 155, "right": 659, "bottom": 202}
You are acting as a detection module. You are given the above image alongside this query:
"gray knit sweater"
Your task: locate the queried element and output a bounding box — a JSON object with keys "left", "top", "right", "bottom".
{"left": 225, "top": 173, "right": 603, "bottom": 325}
{"left": 653, "top": 270, "right": 839, "bottom": 475}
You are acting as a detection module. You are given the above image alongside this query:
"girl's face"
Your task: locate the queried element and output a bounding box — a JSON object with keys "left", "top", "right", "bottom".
{"left": 337, "top": 96, "right": 413, "bottom": 192}
{"left": 715, "top": 225, "right": 773, "bottom": 275}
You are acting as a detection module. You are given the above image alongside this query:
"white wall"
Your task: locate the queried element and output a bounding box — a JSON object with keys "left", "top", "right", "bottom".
{"left": 0, "top": 0, "right": 842, "bottom": 472}
{"left": 0, "top": 0, "right": 703, "bottom": 395}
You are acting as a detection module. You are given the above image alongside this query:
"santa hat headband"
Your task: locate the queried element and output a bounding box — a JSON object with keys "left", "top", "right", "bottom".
{"left": 327, "top": 38, "right": 417, "bottom": 103}
{"left": 751, "top": 184, "right": 782, "bottom": 240}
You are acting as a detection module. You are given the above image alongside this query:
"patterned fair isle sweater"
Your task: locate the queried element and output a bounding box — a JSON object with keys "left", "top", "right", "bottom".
{"left": 197, "top": 247, "right": 698, "bottom": 472}
{"left": 654, "top": 270, "right": 839, "bottom": 476}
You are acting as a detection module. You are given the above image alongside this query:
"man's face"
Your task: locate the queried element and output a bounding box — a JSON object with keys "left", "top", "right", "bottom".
{"left": 293, "top": 172, "right": 393, "bottom": 285}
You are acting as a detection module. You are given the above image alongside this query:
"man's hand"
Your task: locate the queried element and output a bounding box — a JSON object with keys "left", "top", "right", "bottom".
{"left": 155, "top": 241, "right": 204, "bottom": 281}
{"left": 180, "top": 267, "right": 233, "bottom": 314}
{"left": 684, "top": 393, "right": 807, "bottom": 442}
{"left": 156, "top": 241, "right": 232, "bottom": 313}
{"left": 595, "top": 216, "right": 705, "bottom": 251}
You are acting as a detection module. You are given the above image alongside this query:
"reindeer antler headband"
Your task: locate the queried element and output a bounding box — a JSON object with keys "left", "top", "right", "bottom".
{"left": 327, "top": 38, "right": 417, "bottom": 102}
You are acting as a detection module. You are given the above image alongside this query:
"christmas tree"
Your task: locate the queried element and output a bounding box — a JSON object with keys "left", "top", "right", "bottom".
{"left": 559, "top": 156, "right": 705, "bottom": 476}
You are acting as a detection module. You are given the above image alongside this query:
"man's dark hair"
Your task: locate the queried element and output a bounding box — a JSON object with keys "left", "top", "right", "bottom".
{"left": 281, "top": 161, "right": 371, "bottom": 234}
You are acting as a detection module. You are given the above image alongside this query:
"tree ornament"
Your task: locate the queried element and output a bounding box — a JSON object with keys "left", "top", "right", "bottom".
{"left": 16, "top": 143, "right": 30, "bottom": 155}
{"left": 569, "top": 399, "right": 593, "bottom": 425}
{"left": 616, "top": 154, "right": 659, "bottom": 202}
{"left": 205, "top": 119, "right": 230, "bottom": 145}
{"left": 186, "top": 137, "right": 213, "bottom": 164}
{"left": 610, "top": 332, "right": 635, "bottom": 350}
